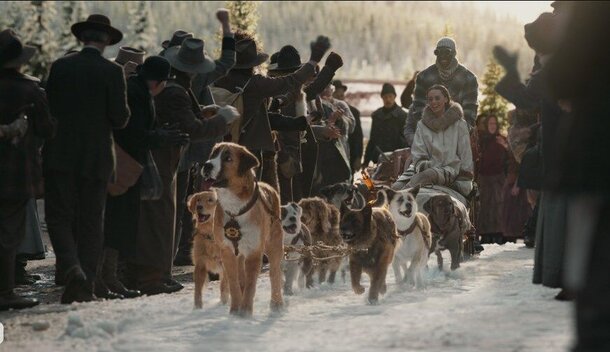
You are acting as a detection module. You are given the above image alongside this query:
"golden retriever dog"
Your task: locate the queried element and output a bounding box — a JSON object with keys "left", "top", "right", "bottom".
{"left": 187, "top": 191, "right": 229, "bottom": 309}
{"left": 201, "top": 142, "right": 284, "bottom": 317}
{"left": 298, "top": 197, "right": 343, "bottom": 284}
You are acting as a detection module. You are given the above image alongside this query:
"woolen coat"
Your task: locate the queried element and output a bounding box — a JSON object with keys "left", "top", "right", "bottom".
{"left": 44, "top": 47, "right": 130, "bottom": 181}
{"left": 363, "top": 103, "right": 407, "bottom": 166}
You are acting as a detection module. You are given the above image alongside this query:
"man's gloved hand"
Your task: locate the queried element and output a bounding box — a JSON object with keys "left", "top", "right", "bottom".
{"left": 0, "top": 115, "right": 28, "bottom": 141}
{"left": 493, "top": 45, "right": 519, "bottom": 76}
{"left": 309, "top": 35, "right": 331, "bottom": 63}
{"left": 324, "top": 51, "right": 343, "bottom": 72}
{"left": 150, "top": 123, "right": 190, "bottom": 146}
{"left": 217, "top": 105, "right": 240, "bottom": 124}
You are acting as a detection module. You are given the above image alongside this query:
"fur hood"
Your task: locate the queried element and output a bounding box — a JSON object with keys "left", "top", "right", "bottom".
{"left": 421, "top": 102, "right": 464, "bottom": 133}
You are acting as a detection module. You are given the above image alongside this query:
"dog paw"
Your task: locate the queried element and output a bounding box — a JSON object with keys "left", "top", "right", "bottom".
{"left": 270, "top": 300, "right": 285, "bottom": 313}
{"left": 353, "top": 285, "right": 366, "bottom": 295}
{"left": 283, "top": 288, "right": 294, "bottom": 296}
{"left": 194, "top": 302, "right": 203, "bottom": 309}
{"left": 367, "top": 297, "right": 379, "bottom": 305}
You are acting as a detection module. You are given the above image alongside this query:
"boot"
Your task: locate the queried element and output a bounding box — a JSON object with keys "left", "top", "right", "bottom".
{"left": 61, "top": 265, "right": 95, "bottom": 304}
{"left": 15, "top": 258, "right": 39, "bottom": 285}
{"left": 101, "top": 248, "right": 141, "bottom": 298}
{"left": 0, "top": 291, "right": 39, "bottom": 311}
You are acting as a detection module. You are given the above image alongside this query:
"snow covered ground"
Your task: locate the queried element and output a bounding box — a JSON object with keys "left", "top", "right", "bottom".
{"left": 0, "top": 243, "right": 573, "bottom": 352}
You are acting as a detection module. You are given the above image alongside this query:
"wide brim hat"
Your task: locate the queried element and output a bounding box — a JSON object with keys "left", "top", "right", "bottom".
{"left": 163, "top": 38, "right": 215, "bottom": 74}
{"left": 161, "top": 30, "right": 194, "bottom": 49}
{"left": 0, "top": 29, "right": 35, "bottom": 69}
{"left": 233, "top": 39, "right": 269, "bottom": 69}
{"left": 332, "top": 80, "right": 348, "bottom": 91}
{"left": 268, "top": 45, "right": 303, "bottom": 73}
{"left": 71, "top": 14, "right": 123, "bottom": 45}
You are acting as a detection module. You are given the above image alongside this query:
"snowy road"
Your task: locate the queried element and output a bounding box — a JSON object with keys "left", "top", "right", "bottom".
{"left": 0, "top": 244, "right": 573, "bottom": 352}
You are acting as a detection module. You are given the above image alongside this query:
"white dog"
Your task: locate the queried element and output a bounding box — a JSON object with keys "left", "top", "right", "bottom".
{"left": 280, "top": 202, "right": 314, "bottom": 294}
{"left": 376, "top": 186, "right": 431, "bottom": 288}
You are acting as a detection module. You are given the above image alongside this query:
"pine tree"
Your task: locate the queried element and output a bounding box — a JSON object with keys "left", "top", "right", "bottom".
{"left": 21, "top": 1, "right": 59, "bottom": 80}
{"left": 57, "top": 1, "right": 87, "bottom": 54}
{"left": 127, "top": 1, "right": 157, "bottom": 55}
{"left": 479, "top": 57, "right": 509, "bottom": 130}
{"left": 224, "top": 1, "right": 264, "bottom": 71}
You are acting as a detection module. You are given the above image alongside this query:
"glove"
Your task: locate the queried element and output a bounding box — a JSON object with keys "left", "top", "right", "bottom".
{"left": 493, "top": 45, "right": 519, "bottom": 75}
{"left": 150, "top": 124, "right": 190, "bottom": 147}
{"left": 309, "top": 35, "right": 331, "bottom": 63}
{"left": 0, "top": 115, "right": 28, "bottom": 141}
{"left": 324, "top": 52, "right": 343, "bottom": 72}
{"left": 217, "top": 105, "right": 240, "bottom": 124}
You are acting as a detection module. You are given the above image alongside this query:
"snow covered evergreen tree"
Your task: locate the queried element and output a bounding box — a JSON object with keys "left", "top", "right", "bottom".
{"left": 479, "top": 57, "right": 509, "bottom": 130}
{"left": 57, "top": 1, "right": 87, "bottom": 54}
{"left": 20, "top": 1, "right": 59, "bottom": 80}
{"left": 127, "top": 1, "right": 157, "bottom": 55}
{"left": 1, "top": 1, "right": 27, "bottom": 33}
{"left": 226, "top": 1, "right": 263, "bottom": 70}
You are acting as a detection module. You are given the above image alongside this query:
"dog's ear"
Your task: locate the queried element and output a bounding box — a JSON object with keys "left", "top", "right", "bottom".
{"left": 187, "top": 194, "right": 197, "bottom": 214}
{"left": 237, "top": 148, "right": 260, "bottom": 176}
{"left": 408, "top": 185, "right": 420, "bottom": 199}
{"left": 423, "top": 197, "right": 433, "bottom": 214}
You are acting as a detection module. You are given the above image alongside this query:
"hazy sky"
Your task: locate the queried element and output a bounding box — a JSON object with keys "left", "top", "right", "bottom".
{"left": 469, "top": 1, "right": 553, "bottom": 23}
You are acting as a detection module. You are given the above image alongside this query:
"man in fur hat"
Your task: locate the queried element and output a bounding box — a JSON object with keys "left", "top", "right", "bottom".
{"left": 44, "top": 14, "right": 130, "bottom": 303}
{"left": 403, "top": 37, "right": 478, "bottom": 146}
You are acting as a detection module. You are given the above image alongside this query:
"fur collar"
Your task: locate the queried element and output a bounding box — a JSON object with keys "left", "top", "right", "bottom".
{"left": 422, "top": 102, "right": 464, "bottom": 132}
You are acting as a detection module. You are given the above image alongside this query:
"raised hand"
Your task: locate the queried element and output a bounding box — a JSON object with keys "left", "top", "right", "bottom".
{"left": 310, "top": 35, "right": 331, "bottom": 63}
{"left": 493, "top": 45, "right": 518, "bottom": 74}
{"left": 324, "top": 51, "right": 343, "bottom": 72}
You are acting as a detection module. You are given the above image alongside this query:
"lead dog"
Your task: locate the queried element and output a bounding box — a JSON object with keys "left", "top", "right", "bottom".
{"left": 281, "top": 203, "right": 314, "bottom": 294}
{"left": 187, "top": 191, "right": 229, "bottom": 309}
{"left": 340, "top": 204, "right": 397, "bottom": 304}
{"left": 201, "top": 142, "right": 284, "bottom": 316}
{"left": 424, "top": 194, "right": 465, "bottom": 271}
{"left": 376, "top": 186, "right": 431, "bottom": 288}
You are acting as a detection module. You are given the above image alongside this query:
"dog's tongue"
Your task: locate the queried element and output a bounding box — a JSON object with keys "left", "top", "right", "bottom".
{"left": 201, "top": 179, "right": 215, "bottom": 191}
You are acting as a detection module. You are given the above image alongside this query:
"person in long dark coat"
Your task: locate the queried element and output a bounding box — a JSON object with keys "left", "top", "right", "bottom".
{"left": 0, "top": 29, "right": 55, "bottom": 310}
{"left": 135, "top": 38, "right": 237, "bottom": 295}
{"left": 100, "top": 56, "right": 186, "bottom": 298}
{"left": 44, "top": 15, "right": 130, "bottom": 304}
{"left": 363, "top": 83, "right": 408, "bottom": 169}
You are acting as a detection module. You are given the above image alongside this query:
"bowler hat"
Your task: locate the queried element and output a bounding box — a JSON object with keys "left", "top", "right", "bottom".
{"left": 381, "top": 83, "right": 397, "bottom": 96}
{"left": 268, "top": 45, "right": 302, "bottom": 73}
{"left": 137, "top": 56, "right": 173, "bottom": 81}
{"left": 71, "top": 14, "right": 123, "bottom": 45}
{"left": 161, "top": 30, "right": 194, "bottom": 49}
{"left": 114, "top": 46, "right": 145, "bottom": 66}
{"left": 333, "top": 80, "right": 348, "bottom": 92}
{"left": 524, "top": 12, "right": 556, "bottom": 55}
{"left": 233, "top": 39, "right": 269, "bottom": 69}
{"left": 163, "top": 38, "right": 215, "bottom": 74}
{"left": 0, "top": 29, "right": 35, "bottom": 69}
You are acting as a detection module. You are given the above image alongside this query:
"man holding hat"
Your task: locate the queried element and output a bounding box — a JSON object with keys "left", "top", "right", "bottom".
{"left": 333, "top": 80, "right": 363, "bottom": 173}
{"left": 363, "top": 82, "right": 408, "bottom": 169}
{"left": 100, "top": 56, "right": 189, "bottom": 298}
{"left": 0, "top": 29, "right": 55, "bottom": 310}
{"left": 403, "top": 37, "right": 478, "bottom": 146}
{"left": 44, "top": 14, "right": 130, "bottom": 304}
{"left": 135, "top": 36, "right": 238, "bottom": 294}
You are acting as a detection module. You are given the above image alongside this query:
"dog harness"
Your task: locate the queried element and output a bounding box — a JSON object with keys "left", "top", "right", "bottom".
{"left": 223, "top": 182, "right": 278, "bottom": 256}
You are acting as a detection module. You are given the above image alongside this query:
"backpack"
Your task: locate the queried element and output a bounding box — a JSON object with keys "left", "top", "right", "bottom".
{"left": 209, "top": 79, "right": 251, "bottom": 143}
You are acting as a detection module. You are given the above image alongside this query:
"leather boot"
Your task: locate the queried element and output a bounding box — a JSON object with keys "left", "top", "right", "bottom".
{"left": 61, "top": 265, "right": 95, "bottom": 304}
{"left": 102, "top": 248, "right": 141, "bottom": 298}
{"left": 0, "top": 291, "right": 39, "bottom": 311}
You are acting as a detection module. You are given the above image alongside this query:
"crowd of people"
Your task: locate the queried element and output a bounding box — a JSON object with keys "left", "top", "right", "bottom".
{"left": 1, "top": 2, "right": 609, "bottom": 350}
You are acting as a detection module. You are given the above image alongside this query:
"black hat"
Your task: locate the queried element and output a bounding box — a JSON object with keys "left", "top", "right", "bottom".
{"left": 161, "top": 30, "right": 194, "bottom": 49}
{"left": 268, "top": 45, "right": 302, "bottom": 73}
{"left": 137, "top": 56, "right": 173, "bottom": 81}
{"left": 114, "top": 46, "right": 145, "bottom": 66}
{"left": 381, "top": 83, "right": 397, "bottom": 96}
{"left": 333, "top": 80, "right": 348, "bottom": 91}
{"left": 234, "top": 39, "right": 269, "bottom": 69}
{"left": 0, "top": 29, "right": 35, "bottom": 69}
{"left": 267, "top": 51, "right": 280, "bottom": 71}
{"left": 163, "top": 38, "right": 215, "bottom": 74}
{"left": 71, "top": 14, "right": 123, "bottom": 45}
{"left": 524, "top": 12, "right": 556, "bottom": 55}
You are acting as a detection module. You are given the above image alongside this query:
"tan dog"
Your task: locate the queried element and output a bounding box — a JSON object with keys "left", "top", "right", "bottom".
{"left": 201, "top": 142, "right": 284, "bottom": 317}
{"left": 298, "top": 197, "right": 343, "bottom": 284}
{"left": 187, "top": 191, "right": 229, "bottom": 309}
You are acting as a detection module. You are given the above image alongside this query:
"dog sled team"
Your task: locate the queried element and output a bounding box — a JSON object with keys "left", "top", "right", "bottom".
{"left": 188, "top": 141, "right": 474, "bottom": 316}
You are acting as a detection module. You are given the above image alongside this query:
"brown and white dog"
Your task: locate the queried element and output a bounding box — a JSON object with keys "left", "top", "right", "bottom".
{"left": 298, "top": 197, "right": 343, "bottom": 284}
{"left": 376, "top": 186, "right": 432, "bottom": 288}
{"left": 281, "top": 202, "right": 314, "bottom": 294}
{"left": 340, "top": 204, "right": 397, "bottom": 304}
{"left": 201, "top": 142, "right": 284, "bottom": 316}
{"left": 187, "top": 191, "right": 229, "bottom": 309}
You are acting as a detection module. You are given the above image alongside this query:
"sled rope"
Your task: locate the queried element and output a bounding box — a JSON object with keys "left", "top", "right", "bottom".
{"left": 283, "top": 242, "right": 367, "bottom": 262}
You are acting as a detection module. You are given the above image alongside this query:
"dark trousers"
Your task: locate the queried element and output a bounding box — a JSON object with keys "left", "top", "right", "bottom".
{"left": 174, "top": 169, "right": 195, "bottom": 260}
{"left": 45, "top": 169, "right": 107, "bottom": 281}
{"left": 256, "top": 150, "right": 279, "bottom": 192}
{"left": 0, "top": 199, "right": 27, "bottom": 295}
{"left": 104, "top": 180, "right": 141, "bottom": 258}
{"left": 574, "top": 200, "right": 610, "bottom": 352}
{"left": 278, "top": 172, "right": 304, "bottom": 204}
